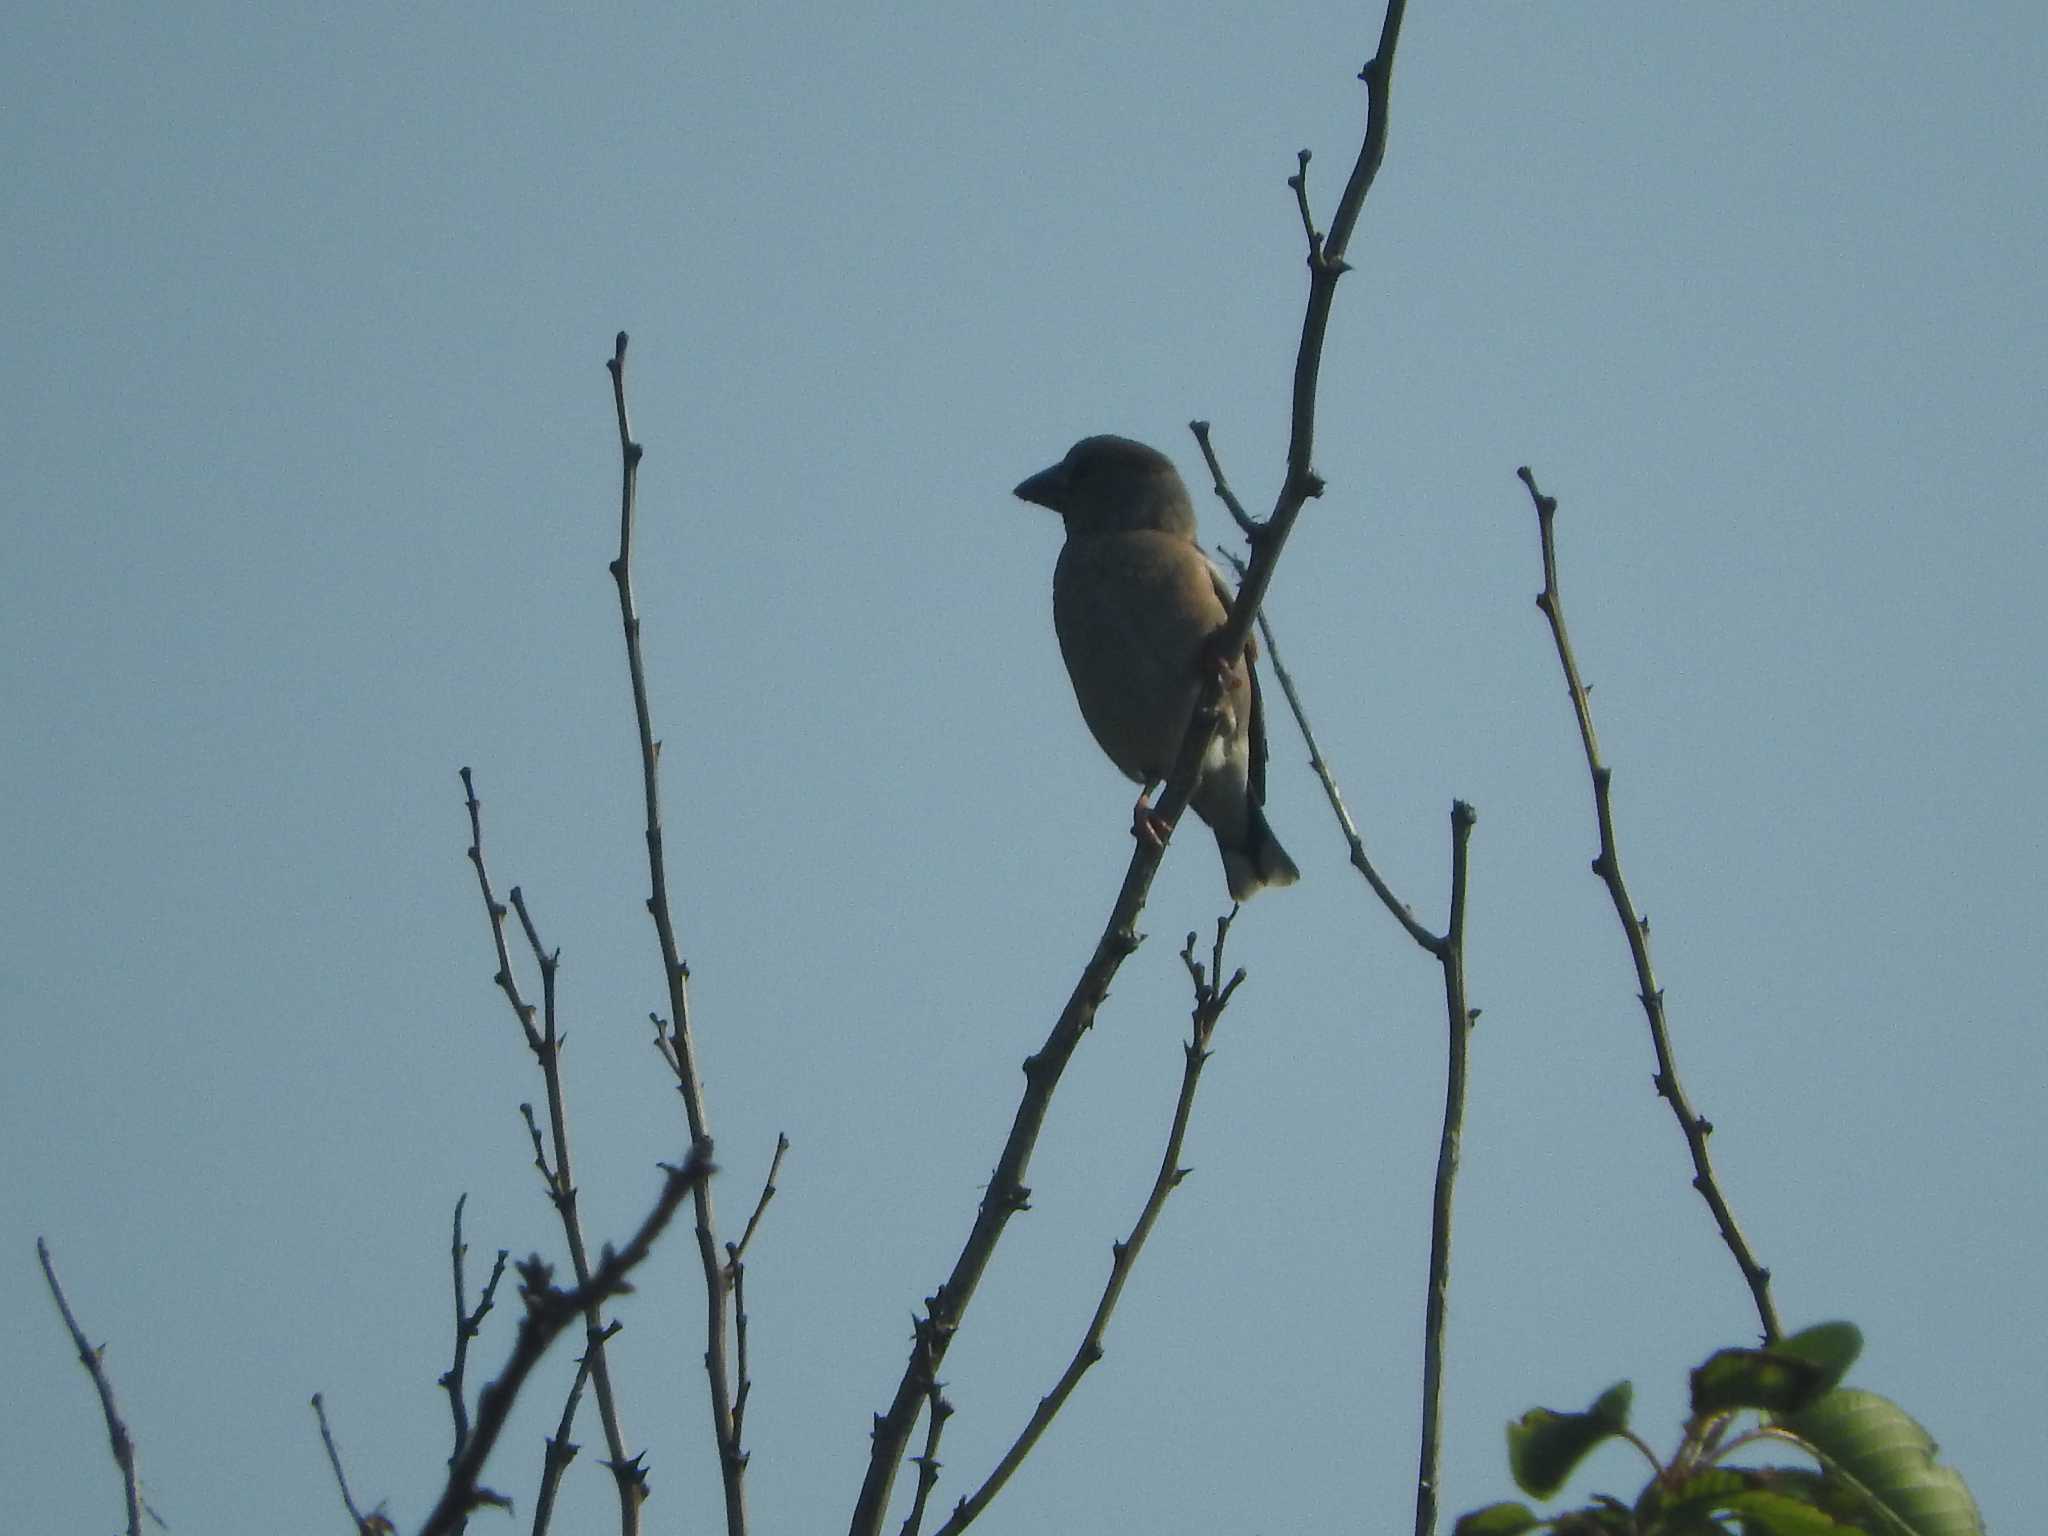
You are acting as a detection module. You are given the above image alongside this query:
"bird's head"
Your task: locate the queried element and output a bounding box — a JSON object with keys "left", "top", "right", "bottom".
{"left": 1013, "top": 435, "right": 1196, "bottom": 539}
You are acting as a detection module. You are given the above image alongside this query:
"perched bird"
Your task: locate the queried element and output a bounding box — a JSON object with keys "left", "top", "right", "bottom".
{"left": 1013, "top": 434, "right": 1300, "bottom": 901}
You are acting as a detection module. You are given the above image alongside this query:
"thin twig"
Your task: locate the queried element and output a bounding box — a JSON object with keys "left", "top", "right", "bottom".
{"left": 533, "top": 1321, "right": 613, "bottom": 1536}
{"left": 850, "top": 14, "right": 1407, "bottom": 1531}
{"left": 459, "top": 773, "right": 647, "bottom": 1528}
{"left": 418, "top": 1151, "right": 712, "bottom": 1536}
{"left": 440, "top": 1194, "right": 510, "bottom": 1486}
{"left": 723, "top": 1133, "right": 790, "bottom": 1448}
{"left": 932, "top": 916, "right": 1247, "bottom": 1536}
{"left": 38, "top": 1238, "right": 144, "bottom": 1536}
{"left": 1217, "top": 547, "right": 1439, "bottom": 950}
{"left": 1414, "top": 801, "right": 1478, "bottom": 1536}
{"left": 897, "top": 1380, "right": 955, "bottom": 1536}
{"left": 848, "top": 822, "right": 1157, "bottom": 1536}
{"left": 516, "top": 887, "right": 648, "bottom": 1520}
{"left": 311, "top": 1392, "right": 390, "bottom": 1535}
{"left": 607, "top": 333, "right": 748, "bottom": 1535}
{"left": 460, "top": 768, "right": 543, "bottom": 1055}
{"left": 729, "top": 1133, "right": 790, "bottom": 1269}
{"left": 1206, "top": 561, "right": 1479, "bottom": 1535}
{"left": 444, "top": 1197, "right": 475, "bottom": 1465}
{"left": 1517, "top": 465, "right": 1780, "bottom": 1344}
{"left": 1189, "top": 422, "right": 1258, "bottom": 537}
{"left": 1153, "top": 0, "right": 1408, "bottom": 889}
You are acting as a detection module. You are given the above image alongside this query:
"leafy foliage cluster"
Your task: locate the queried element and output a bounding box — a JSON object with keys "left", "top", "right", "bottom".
{"left": 1456, "top": 1323, "right": 1983, "bottom": 1536}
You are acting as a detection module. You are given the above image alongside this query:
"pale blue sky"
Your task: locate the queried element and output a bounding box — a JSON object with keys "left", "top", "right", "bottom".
{"left": 6, "top": 5, "right": 2043, "bottom": 1532}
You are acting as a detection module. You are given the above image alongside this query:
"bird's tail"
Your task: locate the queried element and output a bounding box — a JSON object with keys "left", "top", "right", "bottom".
{"left": 1219, "top": 805, "right": 1300, "bottom": 902}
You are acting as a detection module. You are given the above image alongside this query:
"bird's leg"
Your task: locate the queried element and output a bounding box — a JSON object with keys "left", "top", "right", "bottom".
{"left": 1131, "top": 781, "right": 1173, "bottom": 848}
{"left": 1197, "top": 629, "right": 1248, "bottom": 689}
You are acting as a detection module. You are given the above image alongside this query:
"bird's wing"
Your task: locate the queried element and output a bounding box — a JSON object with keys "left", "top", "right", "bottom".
{"left": 1207, "top": 556, "right": 1270, "bottom": 806}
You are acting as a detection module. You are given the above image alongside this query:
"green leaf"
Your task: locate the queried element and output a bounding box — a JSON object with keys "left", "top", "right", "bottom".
{"left": 1754, "top": 1467, "right": 1894, "bottom": 1527}
{"left": 1778, "top": 1389, "right": 1985, "bottom": 1536}
{"left": 1555, "top": 1497, "right": 1637, "bottom": 1535}
{"left": 1508, "top": 1382, "right": 1634, "bottom": 1498}
{"left": 1452, "top": 1501, "right": 1543, "bottom": 1536}
{"left": 1722, "top": 1488, "right": 1866, "bottom": 1536}
{"left": 1645, "top": 1464, "right": 1749, "bottom": 1520}
{"left": 1693, "top": 1349, "right": 1828, "bottom": 1416}
{"left": 1774, "top": 1323, "right": 1863, "bottom": 1394}
{"left": 1628, "top": 1465, "right": 1864, "bottom": 1535}
{"left": 1691, "top": 1321, "right": 1861, "bottom": 1417}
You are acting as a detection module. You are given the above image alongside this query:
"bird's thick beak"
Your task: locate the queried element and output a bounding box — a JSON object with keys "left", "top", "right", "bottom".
{"left": 1012, "top": 463, "right": 1067, "bottom": 510}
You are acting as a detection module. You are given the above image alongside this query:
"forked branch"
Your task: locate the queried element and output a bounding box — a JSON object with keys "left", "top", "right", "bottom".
{"left": 607, "top": 333, "right": 750, "bottom": 1533}
{"left": 848, "top": 12, "right": 1408, "bottom": 1531}
{"left": 417, "top": 1151, "right": 712, "bottom": 1536}
{"left": 930, "top": 918, "right": 1246, "bottom": 1535}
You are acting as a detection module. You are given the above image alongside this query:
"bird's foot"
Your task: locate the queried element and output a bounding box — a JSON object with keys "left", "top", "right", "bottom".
{"left": 1197, "top": 630, "right": 1247, "bottom": 689}
{"left": 1131, "top": 786, "right": 1172, "bottom": 848}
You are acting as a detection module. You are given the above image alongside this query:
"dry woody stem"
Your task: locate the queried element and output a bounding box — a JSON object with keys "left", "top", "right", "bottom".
{"left": 417, "top": 1151, "right": 713, "bottom": 1536}
{"left": 460, "top": 768, "right": 647, "bottom": 1531}
{"left": 1232, "top": 584, "right": 1478, "bottom": 1536}
{"left": 1209, "top": 20, "right": 1474, "bottom": 1526}
{"left": 608, "top": 332, "right": 752, "bottom": 1535}
{"left": 37, "top": 1237, "right": 146, "bottom": 1536}
{"left": 931, "top": 918, "right": 1247, "bottom": 1536}
{"left": 849, "top": 7, "right": 1409, "bottom": 1531}
{"left": 1518, "top": 465, "right": 1781, "bottom": 1344}
{"left": 311, "top": 1392, "right": 390, "bottom": 1535}
{"left": 439, "top": 1194, "right": 509, "bottom": 1485}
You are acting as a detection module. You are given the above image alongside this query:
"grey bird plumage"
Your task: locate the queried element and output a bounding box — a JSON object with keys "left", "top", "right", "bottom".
{"left": 1013, "top": 434, "right": 1300, "bottom": 901}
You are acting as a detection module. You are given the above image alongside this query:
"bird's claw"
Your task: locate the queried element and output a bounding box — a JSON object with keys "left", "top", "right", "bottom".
{"left": 1131, "top": 789, "right": 1172, "bottom": 848}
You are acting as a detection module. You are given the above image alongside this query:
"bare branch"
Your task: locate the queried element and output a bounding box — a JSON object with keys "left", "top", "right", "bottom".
{"left": 1199, "top": 564, "right": 1477, "bottom": 1535}
{"left": 458, "top": 779, "right": 647, "bottom": 1529}
{"left": 607, "top": 332, "right": 748, "bottom": 1533}
{"left": 418, "top": 1150, "right": 712, "bottom": 1536}
{"left": 1414, "top": 800, "right": 1478, "bottom": 1536}
{"left": 439, "top": 1194, "right": 510, "bottom": 1481}
{"left": 1286, "top": 149, "right": 1329, "bottom": 269}
{"left": 460, "top": 768, "right": 543, "bottom": 1056}
{"left": 850, "top": 12, "right": 1410, "bottom": 1530}
{"left": 896, "top": 1380, "right": 954, "bottom": 1536}
{"left": 1189, "top": 421, "right": 1258, "bottom": 537}
{"left": 38, "top": 1238, "right": 145, "bottom": 1536}
{"left": 311, "top": 1392, "right": 390, "bottom": 1535}
{"left": 1518, "top": 465, "right": 1780, "bottom": 1343}
{"left": 1218, "top": 547, "right": 1441, "bottom": 950}
{"left": 933, "top": 915, "right": 1246, "bottom": 1536}
{"left": 724, "top": 1134, "right": 791, "bottom": 1449}
{"left": 728, "top": 1132, "right": 790, "bottom": 1271}
{"left": 533, "top": 1321, "right": 613, "bottom": 1536}
{"left": 1148, "top": 0, "right": 1409, "bottom": 923}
